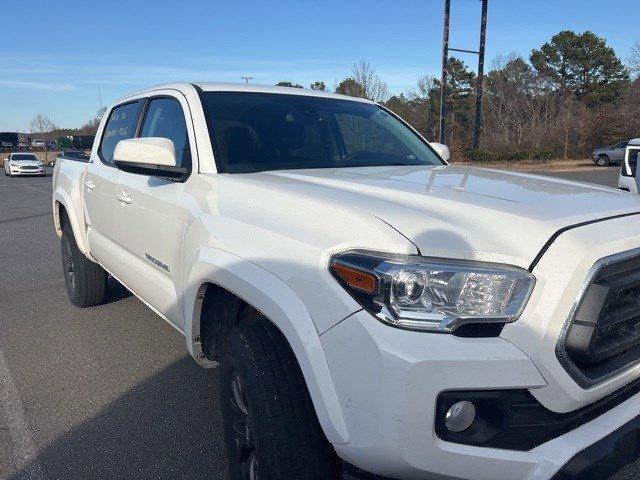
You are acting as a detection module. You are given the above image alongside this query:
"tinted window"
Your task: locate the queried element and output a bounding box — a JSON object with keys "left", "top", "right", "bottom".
{"left": 616, "top": 142, "right": 629, "bottom": 149}
{"left": 139, "top": 97, "right": 190, "bottom": 168}
{"left": 629, "top": 148, "right": 640, "bottom": 171}
{"left": 100, "top": 101, "right": 140, "bottom": 164}
{"left": 12, "top": 154, "right": 39, "bottom": 161}
{"left": 201, "top": 92, "right": 443, "bottom": 173}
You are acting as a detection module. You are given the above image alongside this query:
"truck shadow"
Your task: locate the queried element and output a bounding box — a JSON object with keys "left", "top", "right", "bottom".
{"left": 8, "top": 357, "right": 230, "bottom": 480}
{"left": 103, "top": 277, "right": 133, "bottom": 305}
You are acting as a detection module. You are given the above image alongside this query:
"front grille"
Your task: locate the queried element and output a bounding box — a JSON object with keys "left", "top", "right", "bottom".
{"left": 19, "top": 165, "right": 39, "bottom": 170}
{"left": 558, "top": 250, "right": 640, "bottom": 387}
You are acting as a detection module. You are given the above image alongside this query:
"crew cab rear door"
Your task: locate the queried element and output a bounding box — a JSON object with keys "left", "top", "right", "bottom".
{"left": 114, "top": 93, "right": 194, "bottom": 328}
{"left": 84, "top": 100, "right": 142, "bottom": 274}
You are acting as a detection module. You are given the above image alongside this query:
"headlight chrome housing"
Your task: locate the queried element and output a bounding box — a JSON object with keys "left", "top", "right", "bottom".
{"left": 330, "top": 250, "right": 535, "bottom": 333}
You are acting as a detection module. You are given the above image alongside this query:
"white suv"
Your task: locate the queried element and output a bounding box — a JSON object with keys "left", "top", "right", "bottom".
{"left": 618, "top": 138, "right": 640, "bottom": 193}
{"left": 52, "top": 83, "right": 640, "bottom": 480}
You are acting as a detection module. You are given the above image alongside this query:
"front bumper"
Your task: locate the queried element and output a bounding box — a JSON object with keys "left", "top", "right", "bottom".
{"left": 321, "top": 310, "right": 640, "bottom": 480}
{"left": 10, "top": 167, "right": 45, "bottom": 176}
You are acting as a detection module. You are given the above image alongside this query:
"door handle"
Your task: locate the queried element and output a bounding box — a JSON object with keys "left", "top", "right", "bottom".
{"left": 83, "top": 179, "right": 95, "bottom": 191}
{"left": 116, "top": 190, "right": 132, "bottom": 204}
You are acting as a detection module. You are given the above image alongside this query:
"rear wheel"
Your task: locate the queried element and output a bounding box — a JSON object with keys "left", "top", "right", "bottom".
{"left": 61, "top": 219, "right": 107, "bottom": 307}
{"left": 221, "top": 315, "right": 340, "bottom": 480}
{"left": 596, "top": 155, "right": 610, "bottom": 166}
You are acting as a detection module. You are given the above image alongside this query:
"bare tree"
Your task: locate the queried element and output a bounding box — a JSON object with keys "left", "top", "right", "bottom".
{"left": 351, "top": 60, "right": 388, "bottom": 102}
{"left": 80, "top": 107, "right": 108, "bottom": 134}
{"left": 629, "top": 42, "right": 640, "bottom": 79}
{"left": 29, "top": 113, "right": 56, "bottom": 162}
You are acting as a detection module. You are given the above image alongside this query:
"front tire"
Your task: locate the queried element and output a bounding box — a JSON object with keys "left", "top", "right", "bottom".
{"left": 221, "top": 316, "right": 339, "bottom": 480}
{"left": 596, "top": 155, "right": 610, "bottom": 166}
{"left": 61, "top": 219, "right": 107, "bottom": 307}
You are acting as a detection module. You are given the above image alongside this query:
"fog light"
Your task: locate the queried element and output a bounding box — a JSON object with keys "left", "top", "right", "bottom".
{"left": 445, "top": 401, "right": 476, "bottom": 432}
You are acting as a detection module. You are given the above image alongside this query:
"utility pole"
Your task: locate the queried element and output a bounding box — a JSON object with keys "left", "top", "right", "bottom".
{"left": 438, "top": 0, "right": 451, "bottom": 144}
{"left": 438, "top": 0, "right": 489, "bottom": 149}
{"left": 241, "top": 76, "right": 253, "bottom": 84}
{"left": 472, "top": 0, "right": 488, "bottom": 150}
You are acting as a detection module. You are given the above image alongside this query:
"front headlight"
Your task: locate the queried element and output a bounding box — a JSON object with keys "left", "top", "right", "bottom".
{"left": 330, "top": 251, "right": 535, "bottom": 333}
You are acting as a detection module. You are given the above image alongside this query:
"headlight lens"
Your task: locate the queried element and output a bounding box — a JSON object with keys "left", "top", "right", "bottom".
{"left": 330, "top": 251, "right": 535, "bottom": 333}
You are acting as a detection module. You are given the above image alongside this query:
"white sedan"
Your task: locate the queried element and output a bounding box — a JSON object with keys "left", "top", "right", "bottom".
{"left": 4, "top": 153, "right": 46, "bottom": 176}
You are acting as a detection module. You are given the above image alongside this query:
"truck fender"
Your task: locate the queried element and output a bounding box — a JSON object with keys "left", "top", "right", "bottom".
{"left": 52, "top": 188, "right": 91, "bottom": 256}
{"left": 183, "top": 247, "right": 349, "bottom": 445}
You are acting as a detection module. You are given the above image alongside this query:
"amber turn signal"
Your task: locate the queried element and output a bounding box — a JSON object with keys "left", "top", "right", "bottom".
{"left": 332, "top": 263, "right": 377, "bottom": 294}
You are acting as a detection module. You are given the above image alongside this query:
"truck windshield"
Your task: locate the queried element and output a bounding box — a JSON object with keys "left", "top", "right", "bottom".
{"left": 201, "top": 91, "right": 444, "bottom": 173}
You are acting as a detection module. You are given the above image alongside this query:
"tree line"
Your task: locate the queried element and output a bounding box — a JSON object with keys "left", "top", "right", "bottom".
{"left": 280, "top": 32, "right": 640, "bottom": 162}
{"left": 46, "top": 30, "right": 639, "bottom": 163}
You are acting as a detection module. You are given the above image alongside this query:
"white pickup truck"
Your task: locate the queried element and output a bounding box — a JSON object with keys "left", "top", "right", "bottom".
{"left": 53, "top": 83, "right": 640, "bottom": 480}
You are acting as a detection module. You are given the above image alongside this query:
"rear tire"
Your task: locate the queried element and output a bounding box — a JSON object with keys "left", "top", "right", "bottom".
{"left": 596, "top": 155, "right": 610, "bottom": 166}
{"left": 221, "top": 315, "right": 340, "bottom": 480}
{"left": 61, "top": 219, "right": 107, "bottom": 307}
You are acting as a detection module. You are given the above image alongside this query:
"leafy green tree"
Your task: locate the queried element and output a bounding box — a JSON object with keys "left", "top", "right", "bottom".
{"left": 310, "top": 81, "right": 326, "bottom": 91}
{"left": 530, "top": 30, "right": 628, "bottom": 103}
{"left": 441, "top": 57, "right": 476, "bottom": 100}
{"left": 384, "top": 94, "right": 415, "bottom": 122}
{"left": 335, "top": 78, "right": 366, "bottom": 98}
{"left": 275, "top": 81, "right": 303, "bottom": 88}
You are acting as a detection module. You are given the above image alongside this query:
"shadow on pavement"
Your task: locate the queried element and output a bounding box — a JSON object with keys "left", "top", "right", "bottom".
{"left": 9, "top": 357, "right": 230, "bottom": 480}
{"left": 103, "top": 277, "right": 133, "bottom": 305}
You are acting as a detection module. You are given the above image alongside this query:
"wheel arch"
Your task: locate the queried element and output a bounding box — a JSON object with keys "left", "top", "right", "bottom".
{"left": 183, "top": 246, "right": 349, "bottom": 444}
{"left": 53, "top": 189, "right": 91, "bottom": 257}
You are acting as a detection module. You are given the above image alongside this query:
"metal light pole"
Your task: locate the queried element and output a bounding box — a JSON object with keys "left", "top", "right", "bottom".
{"left": 438, "top": 0, "right": 489, "bottom": 149}
{"left": 241, "top": 76, "right": 253, "bottom": 84}
{"left": 472, "top": 0, "right": 488, "bottom": 150}
{"left": 438, "top": 0, "right": 451, "bottom": 144}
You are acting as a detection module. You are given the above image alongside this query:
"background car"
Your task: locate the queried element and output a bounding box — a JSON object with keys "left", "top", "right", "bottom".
{"left": 57, "top": 149, "right": 90, "bottom": 162}
{"left": 593, "top": 140, "right": 629, "bottom": 166}
{"left": 4, "top": 152, "right": 45, "bottom": 176}
{"left": 31, "top": 140, "right": 45, "bottom": 148}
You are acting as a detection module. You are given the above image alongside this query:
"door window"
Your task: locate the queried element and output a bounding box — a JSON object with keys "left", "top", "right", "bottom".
{"left": 139, "top": 97, "right": 191, "bottom": 169}
{"left": 99, "top": 101, "right": 140, "bottom": 164}
{"left": 629, "top": 148, "right": 640, "bottom": 176}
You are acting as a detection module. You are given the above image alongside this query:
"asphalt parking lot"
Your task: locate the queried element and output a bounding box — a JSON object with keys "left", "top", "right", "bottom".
{"left": 0, "top": 166, "right": 636, "bottom": 480}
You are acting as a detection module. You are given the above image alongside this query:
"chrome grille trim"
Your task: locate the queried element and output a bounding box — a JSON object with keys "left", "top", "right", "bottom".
{"left": 556, "top": 247, "right": 640, "bottom": 388}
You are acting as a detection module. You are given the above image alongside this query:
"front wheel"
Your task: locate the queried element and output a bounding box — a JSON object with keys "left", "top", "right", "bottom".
{"left": 61, "top": 220, "right": 108, "bottom": 307}
{"left": 221, "top": 316, "right": 340, "bottom": 480}
{"left": 596, "top": 155, "right": 610, "bottom": 166}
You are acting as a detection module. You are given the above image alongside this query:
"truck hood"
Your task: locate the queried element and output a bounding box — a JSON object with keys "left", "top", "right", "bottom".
{"left": 246, "top": 165, "right": 640, "bottom": 268}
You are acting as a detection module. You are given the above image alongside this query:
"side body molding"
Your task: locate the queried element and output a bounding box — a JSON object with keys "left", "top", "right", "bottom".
{"left": 183, "top": 246, "right": 349, "bottom": 444}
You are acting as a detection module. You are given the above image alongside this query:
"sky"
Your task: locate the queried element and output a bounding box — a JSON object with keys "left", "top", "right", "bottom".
{"left": 1, "top": 0, "right": 638, "bottom": 131}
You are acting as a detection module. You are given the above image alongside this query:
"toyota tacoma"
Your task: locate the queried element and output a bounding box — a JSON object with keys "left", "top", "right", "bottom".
{"left": 52, "top": 83, "right": 640, "bottom": 480}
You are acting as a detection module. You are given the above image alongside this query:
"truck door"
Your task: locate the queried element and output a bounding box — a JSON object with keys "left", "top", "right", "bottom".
{"left": 84, "top": 100, "right": 142, "bottom": 274}
{"left": 114, "top": 94, "right": 193, "bottom": 327}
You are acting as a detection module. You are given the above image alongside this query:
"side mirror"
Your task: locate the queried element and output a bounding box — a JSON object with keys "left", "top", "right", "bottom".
{"left": 430, "top": 142, "right": 451, "bottom": 162}
{"left": 113, "top": 137, "right": 187, "bottom": 180}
